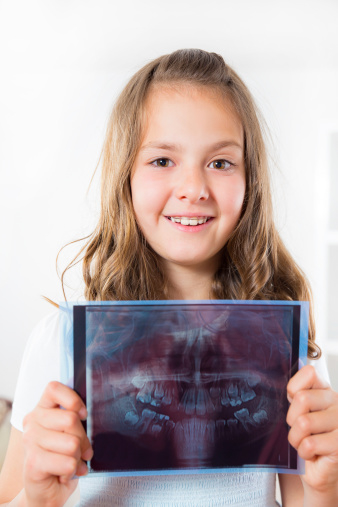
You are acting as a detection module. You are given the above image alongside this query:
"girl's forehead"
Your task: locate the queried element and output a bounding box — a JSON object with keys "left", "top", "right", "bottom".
{"left": 146, "top": 82, "right": 233, "bottom": 110}
{"left": 141, "top": 83, "right": 243, "bottom": 143}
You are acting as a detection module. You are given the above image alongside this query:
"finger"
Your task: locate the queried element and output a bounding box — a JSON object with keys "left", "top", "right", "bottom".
{"left": 35, "top": 427, "right": 82, "bottom": 460}
{"left": 25, "top": 445, "right": 79, "bottom": 483}
{"left": 287, "top": 388, "right": 336, "bottom": 426}
{"left": 24, "top": 408, "right": 93, "bottom": 460}
{"left": 61, "top": 456, "right": 91, "bottom": 482}
{"left": 38, "top": 381, "right": 87, "bottom": 419}
{"left": 37, "top": 407, "right": 86, "bottom": 433}
{"left": 60, "top": 459, "right": 89, "bottom": 483}
{"left": 296, "top": 429, "right": 338, "bottom": 461}
{"left": 74, "top": 460, "right": 89, "bottom": 479}
{"left": 39, "top": 408, "right": 93, "bottom": 460}
{"left": 287, "top": 365, "right": 330, "bottom": 401}
{"left": 288, "top": 408, "right": 338, "bottom": 450}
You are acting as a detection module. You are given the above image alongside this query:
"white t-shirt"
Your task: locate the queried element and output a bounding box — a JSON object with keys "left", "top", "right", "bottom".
{"left": 11, "top": 310, "right": 329, "bottom": 506}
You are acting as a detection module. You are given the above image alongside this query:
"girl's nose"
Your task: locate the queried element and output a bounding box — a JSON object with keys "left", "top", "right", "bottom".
{"left": 174, "top": 165, "right": 209, "bottom": 203}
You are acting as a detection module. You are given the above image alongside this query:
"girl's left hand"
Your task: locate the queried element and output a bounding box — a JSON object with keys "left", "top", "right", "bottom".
{"left": 287, "top": 364, "right": 338, "bottom": 499}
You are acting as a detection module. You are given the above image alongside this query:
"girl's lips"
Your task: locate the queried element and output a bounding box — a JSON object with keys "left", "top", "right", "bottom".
{"left": 165, "top": 213, "right": 213, "bottom": 218}
{"left": 168, "top": 216, "right": 211, "bottom": 225}
{"left": 165, "top": 216, "right": 214, "bottom": 232}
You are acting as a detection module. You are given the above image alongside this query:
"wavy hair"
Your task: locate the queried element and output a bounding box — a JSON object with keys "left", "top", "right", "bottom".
{"left": 59, "top": 48, "right": 320, "bottom": 358}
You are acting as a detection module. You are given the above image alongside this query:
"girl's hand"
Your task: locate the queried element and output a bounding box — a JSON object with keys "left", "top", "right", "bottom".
{"left": 22, "top": 381, "right": 93, "bottom": 507}
{"left": 287, "top": 365, "right": 338, "bottom": 502}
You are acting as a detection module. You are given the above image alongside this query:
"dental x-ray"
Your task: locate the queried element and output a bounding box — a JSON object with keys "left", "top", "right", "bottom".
{"left": 59, "top": 300, "right": 308, "bottom": 476}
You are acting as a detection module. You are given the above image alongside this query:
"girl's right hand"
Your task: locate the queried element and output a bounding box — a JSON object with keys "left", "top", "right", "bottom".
{"left": 22, "top": 381, "right": 93, "bottom": 507}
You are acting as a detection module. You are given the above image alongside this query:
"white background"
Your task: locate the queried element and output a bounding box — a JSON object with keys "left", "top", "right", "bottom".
{"left": 1, "top": 0, "right": 338, "bottom": 399}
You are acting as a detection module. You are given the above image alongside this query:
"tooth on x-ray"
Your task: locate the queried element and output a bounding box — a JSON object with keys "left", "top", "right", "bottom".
{"left": 240, "top": 383, "right": 256, "bottom": 403}
{"left": 62, "top": 300, "right": 308, "bottom": 476}
{"left": 154, "top": 384, "right": 164, "bottom": 399}
{"left": 253, "top": 409, "right": 268, "bottom": 425}
{"left": 124, "top": 410, "right": 139, "bottom": 427}
{"left": 131, "top": 375, "right": 145, "bottom": 389}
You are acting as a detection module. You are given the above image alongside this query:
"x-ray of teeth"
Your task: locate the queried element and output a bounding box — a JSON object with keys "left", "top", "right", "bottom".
{"left": 59, "top": 300, "right": 309, "bottom": 476}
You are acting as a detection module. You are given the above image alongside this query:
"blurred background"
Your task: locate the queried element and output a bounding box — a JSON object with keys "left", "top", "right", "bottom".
{"left": 0, "top": 0, "right": 337, "bottom": 441}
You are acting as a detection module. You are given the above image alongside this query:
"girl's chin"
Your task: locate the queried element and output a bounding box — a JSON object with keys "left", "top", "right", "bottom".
{"left": 163, "top": 254, "right": 221, "bottom": 271}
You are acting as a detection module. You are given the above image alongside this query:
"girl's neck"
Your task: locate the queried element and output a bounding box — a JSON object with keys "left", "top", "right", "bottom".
{"left": 164, "top": 262, "right": 217, "bottom": 301}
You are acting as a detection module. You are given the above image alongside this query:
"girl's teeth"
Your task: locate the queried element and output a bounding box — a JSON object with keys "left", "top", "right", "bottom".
{"left": 170, "top": 217, "right": 209, "bottom": 226}
{"left": 181, "top": 218, "right": 193, "bottom": 225}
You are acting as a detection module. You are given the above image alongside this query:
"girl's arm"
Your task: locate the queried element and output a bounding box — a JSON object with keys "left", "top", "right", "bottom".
{"left": 285, "top": 364, "right": 338, "bottom": 506}
{"left": 0, "top": 381, "right": 92, "bottom": 507}
{"left": 0, "top": 427, "right": 24, "bottom": 504}
{"left": 278, "top": 473, "right": 304, "bottom": 506}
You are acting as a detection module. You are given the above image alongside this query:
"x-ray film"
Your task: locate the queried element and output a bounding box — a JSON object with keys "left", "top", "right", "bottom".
{"left": 59, "top": 300, "right": 308, "bottom": 477}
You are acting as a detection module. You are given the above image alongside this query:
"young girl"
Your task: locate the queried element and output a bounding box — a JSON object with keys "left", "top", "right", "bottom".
{"left": 1, "top": 48, "right": 338, "bottom": 506}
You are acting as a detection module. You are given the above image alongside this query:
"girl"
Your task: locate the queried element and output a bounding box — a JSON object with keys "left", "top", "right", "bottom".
{"left": 1, "top": 49, "right": 338, "bottom": 506}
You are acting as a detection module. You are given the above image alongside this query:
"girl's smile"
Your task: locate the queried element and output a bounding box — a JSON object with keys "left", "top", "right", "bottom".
{"left": 131, "top": 84, "right": 246, "bottom": 278}
{"left": 164, "top": 215, "right": 214, "bottom": 232}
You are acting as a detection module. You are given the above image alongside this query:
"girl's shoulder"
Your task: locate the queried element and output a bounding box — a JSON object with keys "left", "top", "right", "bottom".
{"left": 308, "top": 354, "right": 331, "bottom": 385}
{"left": 11, "top": 310, "right": 61, "bottom": 431}
{"left": 18, "top": 309, "right": 61, "bottom": 372}
{"left": 30, "top": 309, "right": 60, "bottom": 343}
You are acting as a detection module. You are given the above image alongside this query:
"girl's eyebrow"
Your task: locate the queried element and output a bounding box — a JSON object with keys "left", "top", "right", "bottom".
{"left": 139, "top": 140, "right": 243, "bottom": 153}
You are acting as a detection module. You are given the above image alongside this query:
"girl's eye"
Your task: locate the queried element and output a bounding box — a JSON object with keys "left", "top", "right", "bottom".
{"left": 209, "top": 159, "right": 232, "bottom": 170}
{"left": 151, "top": 158, "right": 173, "bottom": 168}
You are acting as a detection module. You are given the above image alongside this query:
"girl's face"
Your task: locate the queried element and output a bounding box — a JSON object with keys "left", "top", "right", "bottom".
{"left": 131, "top": 84, "right": 245, "bottom": 275}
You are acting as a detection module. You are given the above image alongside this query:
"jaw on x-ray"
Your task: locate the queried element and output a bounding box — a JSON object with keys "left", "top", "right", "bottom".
{"left": 60, "top": 300, "right": 308, "bottom": 476}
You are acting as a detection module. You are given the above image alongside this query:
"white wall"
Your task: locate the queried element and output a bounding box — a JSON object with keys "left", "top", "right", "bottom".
{"left": 1, "top": 0, "right": 338, "bottom": 399}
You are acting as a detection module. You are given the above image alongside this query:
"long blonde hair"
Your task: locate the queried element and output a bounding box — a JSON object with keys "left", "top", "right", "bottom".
{"left": 59, "top": 48, "right": 320, "bottom": 358}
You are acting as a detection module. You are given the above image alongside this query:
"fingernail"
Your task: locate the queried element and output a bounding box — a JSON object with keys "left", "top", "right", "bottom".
{"left": 77, "top": 461, "right": 88, "bottom": 476}
{"left": 79, "top": 406, "right": 88, "bottom": 420}
{"left": 83, "top": 447, "right": 94, "bottom": 461}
